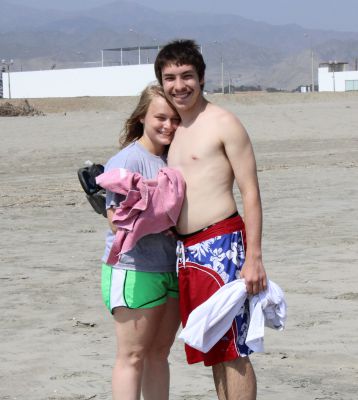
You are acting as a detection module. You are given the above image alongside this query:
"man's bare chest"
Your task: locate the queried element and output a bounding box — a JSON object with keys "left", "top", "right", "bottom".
{"left": 168, "top": 130, "right": 221, "bottom": 167}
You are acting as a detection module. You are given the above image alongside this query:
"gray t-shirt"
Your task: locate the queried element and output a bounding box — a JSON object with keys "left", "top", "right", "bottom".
{"left": 102, "top": 141, "right": 177, "bottom": 272}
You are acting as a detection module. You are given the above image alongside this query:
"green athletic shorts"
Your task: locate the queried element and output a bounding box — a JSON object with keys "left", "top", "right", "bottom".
{"left": 101, "top": 263, "right": 179, "bottom": 313}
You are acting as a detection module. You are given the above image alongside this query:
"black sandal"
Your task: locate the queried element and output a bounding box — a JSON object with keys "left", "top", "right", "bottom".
{"left": 77, "top": 163, "right": 107, "bottom": 217}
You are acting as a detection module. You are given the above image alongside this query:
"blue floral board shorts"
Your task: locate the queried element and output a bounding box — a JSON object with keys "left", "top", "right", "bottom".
{"left": 176, "top": 214, "right": 252, "bottom": 366}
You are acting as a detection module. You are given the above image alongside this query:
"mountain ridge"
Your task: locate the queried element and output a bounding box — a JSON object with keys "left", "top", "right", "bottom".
{"left": 1, "top": 0, "right": 358, "bottom": 90}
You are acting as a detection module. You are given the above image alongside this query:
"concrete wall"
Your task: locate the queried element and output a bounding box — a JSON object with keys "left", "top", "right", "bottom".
{"left": 1, "top": 64, "right": 156, "bottom": 98}
{"left": 318, "top": 67, "right": 358, "bottom": 92}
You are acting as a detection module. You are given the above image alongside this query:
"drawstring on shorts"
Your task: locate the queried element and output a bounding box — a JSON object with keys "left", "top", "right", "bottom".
{"left": 176, "top": 240, "right": 185, "bottom": 274}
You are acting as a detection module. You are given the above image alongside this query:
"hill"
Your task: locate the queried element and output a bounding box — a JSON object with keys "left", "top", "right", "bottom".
{"left": 1, "top": 0, "right": 358, "bottom": 90}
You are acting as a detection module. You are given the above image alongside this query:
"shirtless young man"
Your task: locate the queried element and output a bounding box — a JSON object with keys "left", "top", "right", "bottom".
{"left": 155, "top": 40, "right": 267, "bottom": 400}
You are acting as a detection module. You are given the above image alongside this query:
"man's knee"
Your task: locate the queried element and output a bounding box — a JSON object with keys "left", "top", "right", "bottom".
{"left": 224, "top": 357, "right": 255, "bottom": 376}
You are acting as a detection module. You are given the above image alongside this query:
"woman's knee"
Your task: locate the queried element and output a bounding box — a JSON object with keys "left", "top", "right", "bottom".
{"left": 148, "top": 326, "right": 177, "bottom": 360}
{"left": 146, "top": 342, "right": 171, "bottom": 362}
{"left": 116, "top": 346, "right": 147, "bottom": 369}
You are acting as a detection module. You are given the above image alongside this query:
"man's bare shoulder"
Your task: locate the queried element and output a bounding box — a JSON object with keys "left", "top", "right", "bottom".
{"left": 203, "top": 103, "right": 248, "bottom": 141}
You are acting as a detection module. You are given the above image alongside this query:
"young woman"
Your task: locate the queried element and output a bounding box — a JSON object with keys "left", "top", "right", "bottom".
{"left": 101, "top": 85, "right": 181, "bottom": 400}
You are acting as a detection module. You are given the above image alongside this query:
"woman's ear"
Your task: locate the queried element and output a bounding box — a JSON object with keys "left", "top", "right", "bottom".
{"left": 140, "top": 118, "right": 144, "bottom": 124}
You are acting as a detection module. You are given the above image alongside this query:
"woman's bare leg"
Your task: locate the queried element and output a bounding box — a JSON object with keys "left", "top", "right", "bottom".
{"left": 112, "top": 305, "right": 167, "bottom": 400}
{"left": 142, "top": 297, "right": 180, "bottom": 400}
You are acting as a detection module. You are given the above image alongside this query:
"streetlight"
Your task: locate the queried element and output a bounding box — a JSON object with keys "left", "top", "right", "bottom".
{"left": 1, "top": 59, "right": 14, "bottom": 99}
{"left": 212, "top": 41, "right": 224, "bottom": 94}
{"left": 304, "top": 33, "right": 314, "bottom": 92}
{"left": 149, "top": 37, "right": 159, "bottom": 63}
{"left": 129, "top": 29, "right": 142, "bottom": 64}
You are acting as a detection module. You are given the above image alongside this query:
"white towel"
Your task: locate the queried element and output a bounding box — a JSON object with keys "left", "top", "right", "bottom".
{"left": 178, "top": 279, "right": 287, "bottom": 353}
{"left": 246, "top": 280, "right": 287, "bottom": 352}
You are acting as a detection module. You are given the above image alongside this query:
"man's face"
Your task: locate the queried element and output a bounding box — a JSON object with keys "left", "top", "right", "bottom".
{"left": 161, "top": 64, "right": 204, "bottom": 112}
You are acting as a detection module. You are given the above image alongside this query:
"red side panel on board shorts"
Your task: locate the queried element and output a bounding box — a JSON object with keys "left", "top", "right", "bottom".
{"left": 179, "top": 262, "right": 240, "bottom": 366}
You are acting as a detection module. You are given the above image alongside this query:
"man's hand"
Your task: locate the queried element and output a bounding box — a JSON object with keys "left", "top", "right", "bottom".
{"left": 240, "top": 256, "right": 267, "bottom": 295}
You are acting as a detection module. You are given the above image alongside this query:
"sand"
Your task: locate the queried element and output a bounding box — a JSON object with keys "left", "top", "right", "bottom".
{"left": 0, "top": 92, "right": 357, "bottom": 400}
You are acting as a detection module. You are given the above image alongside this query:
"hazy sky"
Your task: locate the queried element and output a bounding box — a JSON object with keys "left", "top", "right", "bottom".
{"left": 10, "top": 0, "right": 358, "bottom": 32}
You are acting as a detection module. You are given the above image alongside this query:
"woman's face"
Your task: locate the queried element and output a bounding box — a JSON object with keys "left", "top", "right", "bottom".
{"left": 140, "top": 95, "right": 180, "bottom": 155}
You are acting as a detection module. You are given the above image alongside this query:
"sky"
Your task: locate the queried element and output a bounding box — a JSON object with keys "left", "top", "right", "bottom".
{"left": 10, "top": 0, "right": 358, "bottom": 33}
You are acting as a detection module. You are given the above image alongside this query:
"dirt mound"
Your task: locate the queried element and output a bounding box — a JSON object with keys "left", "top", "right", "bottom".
{"left": 0, "top": 99, "right": 45, "bottom": 117}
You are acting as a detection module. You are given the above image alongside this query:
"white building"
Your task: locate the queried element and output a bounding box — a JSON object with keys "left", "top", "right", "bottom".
{"left": 318, "top": 61, "right": 358, "bottom": 92}
{"left": 1, "top": 64, "right": 156, "bottom": 99}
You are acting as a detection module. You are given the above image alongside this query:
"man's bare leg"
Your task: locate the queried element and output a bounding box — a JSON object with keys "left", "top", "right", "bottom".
{"left": 212, "top": 362, "right": 227, "bottom": 400}
{"left": 212, "top": 357, "right": 257, "bottom": 400}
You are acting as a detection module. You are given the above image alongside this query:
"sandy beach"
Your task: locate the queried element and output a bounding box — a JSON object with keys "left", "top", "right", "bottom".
{"left": 0, "top": 92, "right": 357, "bottom": 400}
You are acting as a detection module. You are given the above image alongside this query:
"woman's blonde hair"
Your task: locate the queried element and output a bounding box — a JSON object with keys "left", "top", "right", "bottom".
{"left": 119, "top": 84, "right": 178, "bottom": 149}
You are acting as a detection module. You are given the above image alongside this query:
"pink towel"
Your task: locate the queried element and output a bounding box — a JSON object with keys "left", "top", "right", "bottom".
{"left": 96, "top": 167, "right": 185, "bottom": 265}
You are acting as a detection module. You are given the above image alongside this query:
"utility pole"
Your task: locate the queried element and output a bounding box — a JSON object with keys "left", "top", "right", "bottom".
{"left": 311, "top": 47, "right": 315, "bottom": 92}
{"left": 1, "top": 59, "right": 14, "bottom": 99}
{"left": 221, "top": 55, "right": 224, "bottom": 94}
{"left": 304, "top": 33, "right": 314, "bottom": 92}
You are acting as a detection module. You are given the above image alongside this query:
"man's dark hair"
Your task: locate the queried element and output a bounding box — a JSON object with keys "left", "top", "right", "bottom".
{"left": 155, "top": 39, "right": 206, "bottom": 90}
